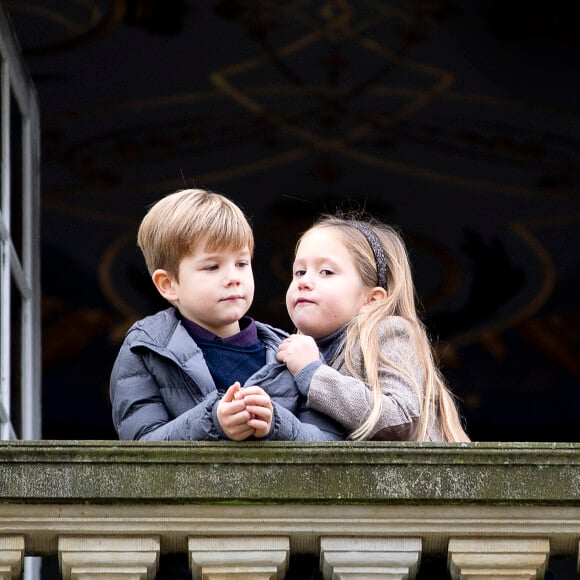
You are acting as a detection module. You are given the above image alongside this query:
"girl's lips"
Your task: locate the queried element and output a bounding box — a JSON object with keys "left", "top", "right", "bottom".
{"left": 222, "top": 295, "right": 243, "bottom": 301}
{"left": 295, "top": 297, "right": 314, "bottom": 305}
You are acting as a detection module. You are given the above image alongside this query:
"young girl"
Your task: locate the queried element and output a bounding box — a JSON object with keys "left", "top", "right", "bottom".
{"left": 276, "top": 215, "right": 469, "bottom": 442}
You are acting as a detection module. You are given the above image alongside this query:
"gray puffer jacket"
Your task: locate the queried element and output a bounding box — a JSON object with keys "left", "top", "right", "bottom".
{"left": 110, "top": 307, "right": 345, "bottom": 441}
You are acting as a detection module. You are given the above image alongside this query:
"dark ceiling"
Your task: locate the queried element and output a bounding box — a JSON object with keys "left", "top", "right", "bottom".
{"left": 4, "top": 0, "right": 579, "bottom": 442}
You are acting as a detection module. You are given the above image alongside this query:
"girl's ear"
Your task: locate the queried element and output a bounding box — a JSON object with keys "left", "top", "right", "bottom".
{"left": 365, "top": 286, "right": 387, "bottom": 304}
{"left": 152, "top": 269, "right": 178, "bottom": 302}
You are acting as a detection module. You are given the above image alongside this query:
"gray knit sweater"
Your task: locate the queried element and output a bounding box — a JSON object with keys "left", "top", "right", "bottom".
{"left": 294, "top": 316, "right": 443, "bottom": 441}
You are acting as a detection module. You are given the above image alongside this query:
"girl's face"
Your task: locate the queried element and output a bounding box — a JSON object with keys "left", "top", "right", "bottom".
{"left": 286, "top": 227, "right": 370, "bottom": 339}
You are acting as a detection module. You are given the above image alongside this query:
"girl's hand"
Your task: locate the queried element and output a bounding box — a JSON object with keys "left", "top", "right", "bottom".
{"left": 276, "top": 334, "right": 320, "bottom": 376}
{"left": 217, "top": 382, "right": 255, "bottom": 441}
{"left": 235, "top": 386, "right": 273, "bottom": 439}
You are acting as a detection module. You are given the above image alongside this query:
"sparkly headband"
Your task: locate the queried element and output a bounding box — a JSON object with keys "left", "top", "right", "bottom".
{"left": 347, "top": 221, "right": 388, "bottom": 289}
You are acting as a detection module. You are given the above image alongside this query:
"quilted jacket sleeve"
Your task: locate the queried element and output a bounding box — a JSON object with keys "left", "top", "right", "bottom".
{"left": 110, "top": 339, "right": 221, "bottom": 441}
{"left": 266, "top": 400, "right": 346, "bottom": 441}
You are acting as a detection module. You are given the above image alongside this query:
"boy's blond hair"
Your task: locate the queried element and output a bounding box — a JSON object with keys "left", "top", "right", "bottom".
{"left": 137, "top": 188, "right": 254, "bottom": 279}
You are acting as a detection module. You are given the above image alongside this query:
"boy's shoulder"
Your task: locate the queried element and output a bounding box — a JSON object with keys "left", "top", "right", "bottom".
{"left": 254, "top": 319, "right": 289, "bottom": 343}
{"left": 126, "top": 307, "right": 180, "bottom": 344}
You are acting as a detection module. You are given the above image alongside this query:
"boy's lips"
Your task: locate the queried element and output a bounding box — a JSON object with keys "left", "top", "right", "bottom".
{"left": 221, "top": 294, "right": 243, "bottom": 301}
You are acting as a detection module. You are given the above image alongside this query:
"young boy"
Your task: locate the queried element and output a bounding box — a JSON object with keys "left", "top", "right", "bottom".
{"left": 110, "top": 188, "right": 344, "bottom": 441}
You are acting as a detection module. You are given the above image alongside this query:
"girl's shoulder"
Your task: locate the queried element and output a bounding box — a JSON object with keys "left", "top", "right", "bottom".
{"left": 376, "top": 316, "right": 422, "bottom": 370}
{"left": 377, "top": 315, "right": 414, "bottom": 339}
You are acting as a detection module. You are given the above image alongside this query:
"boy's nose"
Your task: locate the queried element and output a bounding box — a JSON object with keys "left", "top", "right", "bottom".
{"left": 224, "top": 266, "right": 241, "bottom": 285}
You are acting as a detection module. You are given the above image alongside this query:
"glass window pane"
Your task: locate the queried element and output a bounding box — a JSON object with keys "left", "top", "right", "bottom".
{"left": 10, "top": 275, "right": 22, "bottom": 438}
{"left": 10, "top": 88, "right": 23, "bottom": 264}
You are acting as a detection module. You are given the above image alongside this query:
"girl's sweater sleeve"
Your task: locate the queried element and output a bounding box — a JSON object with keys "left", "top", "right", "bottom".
{"left": 304, "top": 317, "right": 424, "bottom": 440}
{"left": 110, "top": 340, "right": 221, "bottom": 441}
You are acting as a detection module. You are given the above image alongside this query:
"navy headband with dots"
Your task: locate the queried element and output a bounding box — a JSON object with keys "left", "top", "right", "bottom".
{"left": 347, "top": 221, "right": 388, "bottom": 289}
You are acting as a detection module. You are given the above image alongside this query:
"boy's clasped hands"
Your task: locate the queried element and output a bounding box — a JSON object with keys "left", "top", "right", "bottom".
{"left": 217, "top": 334, "right": 321, "bottom": 441}
{"left": 216, "top": 382, "right": 273, "bottom": 441}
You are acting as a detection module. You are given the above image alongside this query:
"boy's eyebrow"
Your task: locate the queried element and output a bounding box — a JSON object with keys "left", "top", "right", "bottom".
{"left": 197, "top": 248, "right": 251, "bottom": 259}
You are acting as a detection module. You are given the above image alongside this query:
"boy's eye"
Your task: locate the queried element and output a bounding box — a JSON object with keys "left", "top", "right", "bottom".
{"left": 236, "top": 261, "right": 249, "bottom": 268}
{"left": 294, "top": 269, "right": 306, "bottom": 277}
{"left": 320, "top": 269, "right": 334, "bottom": 276}
{"left": 204, "top": 264, "right": 219, "bottom": 271}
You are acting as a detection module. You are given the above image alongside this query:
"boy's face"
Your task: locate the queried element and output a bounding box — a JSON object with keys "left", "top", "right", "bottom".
{"left": 170, "top": 245, "right": 254, "bottom": 338}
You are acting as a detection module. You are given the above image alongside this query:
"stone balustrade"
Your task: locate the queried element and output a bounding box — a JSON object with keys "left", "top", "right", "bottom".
{"left": 0, "top": 441, "right": 579, "bottom": 579}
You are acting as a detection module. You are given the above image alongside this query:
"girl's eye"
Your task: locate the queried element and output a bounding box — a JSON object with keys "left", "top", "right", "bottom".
{"left": 204, "top": 264, "right": 219, "bottom": 271}
{"left": 294, "top": 269, "right": 306, "bottom": 277}
{"left": 236, "top": 261, "right": 249, "bottom": 268}
{"left": 320, "top": 269, "right": 334, "bottom": 276}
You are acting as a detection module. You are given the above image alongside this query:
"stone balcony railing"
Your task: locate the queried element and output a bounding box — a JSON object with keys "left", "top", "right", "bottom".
{"left": 0, "top": 441, "right": 579, "bottom": 579}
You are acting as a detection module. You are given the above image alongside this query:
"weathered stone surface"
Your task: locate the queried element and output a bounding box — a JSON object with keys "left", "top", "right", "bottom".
{"left": 0, "top": 441, "right": 578, "bottom": 504}
{"left": 1, "top": 441, "right": 579, "bottom": 567}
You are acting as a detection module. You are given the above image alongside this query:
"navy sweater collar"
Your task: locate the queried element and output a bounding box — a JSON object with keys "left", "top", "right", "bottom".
{"left": 180, "top": 315, "right": 259, "bottom": 347}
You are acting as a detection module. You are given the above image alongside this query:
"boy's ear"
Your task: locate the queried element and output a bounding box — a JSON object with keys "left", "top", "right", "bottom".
{"left": 152, "top": 269, "right": 178, "bottom": 302}
{"left": 365, "top": 286, "right": 387, "bottom": 304}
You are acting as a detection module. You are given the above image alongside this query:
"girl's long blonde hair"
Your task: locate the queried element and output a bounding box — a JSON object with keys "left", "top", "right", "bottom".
{"left": 305, "top": 215, "right": 469, "bottom": 442}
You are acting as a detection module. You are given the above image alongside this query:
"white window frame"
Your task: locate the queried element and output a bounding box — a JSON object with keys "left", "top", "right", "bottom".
{"left": 0, "top": 4, "right": 41, "bottom": 441}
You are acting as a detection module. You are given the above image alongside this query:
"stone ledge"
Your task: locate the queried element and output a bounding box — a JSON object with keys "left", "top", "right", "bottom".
{"left": 0, "top": 441, "right": 578, "bottom": 504}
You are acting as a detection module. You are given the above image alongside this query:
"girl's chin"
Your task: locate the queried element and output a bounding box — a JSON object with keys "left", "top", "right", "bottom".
{"left": 292, "top": 316, "right": 329, "bottom": 339}
{"left": 294, "top": 326, "right": 323, "bottom": 340}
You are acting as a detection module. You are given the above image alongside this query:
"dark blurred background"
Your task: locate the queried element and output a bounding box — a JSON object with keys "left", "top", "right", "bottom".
{"left": 5, "top": 0, "right": 579, "bottom": 442}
